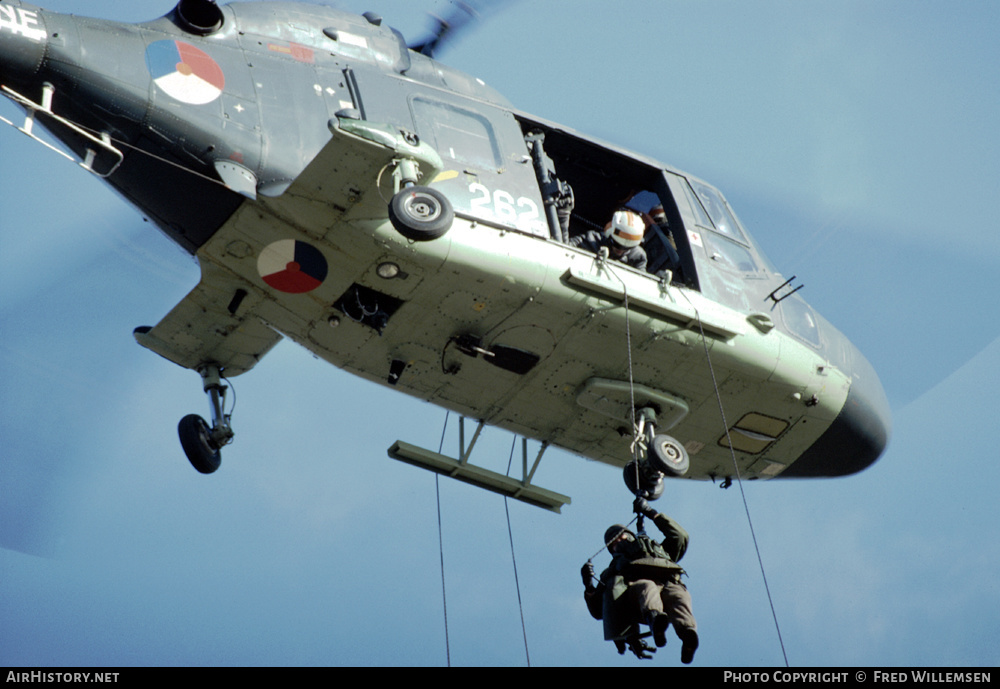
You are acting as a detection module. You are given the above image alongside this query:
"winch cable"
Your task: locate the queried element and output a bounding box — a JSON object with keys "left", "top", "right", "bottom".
{"left": 600, "top": 261, "right": 644, "bottom": 503}
{"left": 622, "top": 284, "right": 644, "bottom": 501}
{"left": 503, "top": 436, "right": 532, "bottom": 667}
{"left": 434, "top": 411, "right": 452, "bottom": 667}
{"left": 678, "top": 292, "right": 790, "bottom": 667}
{"left": 576, "top": 265, "right": 655, "bottom": 576}
{"left": 605, "top": 260, "right": 789, "bottom": 666}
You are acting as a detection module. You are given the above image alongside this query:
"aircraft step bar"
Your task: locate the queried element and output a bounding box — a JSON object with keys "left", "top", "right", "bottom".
{"left": 1, "top": 84, "right": 123, "bottom": 177}
{"left": 388, "top": 420, "right": 570, "bottom": 513}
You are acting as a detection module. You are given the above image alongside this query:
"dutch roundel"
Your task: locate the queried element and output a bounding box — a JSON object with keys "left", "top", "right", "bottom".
{"left": 257, "top": 240, "right": 329, "bottom": 294}
{"left": 145, "top": 39, "right": 225, "bottom": 105}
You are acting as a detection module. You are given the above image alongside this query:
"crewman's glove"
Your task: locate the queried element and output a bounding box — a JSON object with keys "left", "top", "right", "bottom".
{"left": 633, "top": 496, "right": 657, "bottom": 519}
{"left": 581, "top": 562, "right": 596, "bottom": 588}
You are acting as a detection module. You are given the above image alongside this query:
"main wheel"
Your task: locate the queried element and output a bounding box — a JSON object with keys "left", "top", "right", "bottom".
{"left": 178, "top": 414, "right": 222, "bottom": 474}
{"left": 648, "top": 434, "right": 689, "bottom": 477}
{"left": 388, "top": 186, "right": 453, "bottom": 241}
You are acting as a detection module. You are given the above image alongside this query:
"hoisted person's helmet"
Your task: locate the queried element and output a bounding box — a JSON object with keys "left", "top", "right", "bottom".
{"left": 604, "top": 210, "right": 645, "bottom": 249}
{"left": 604, "top": 524, "right": 635, "bottom": 551}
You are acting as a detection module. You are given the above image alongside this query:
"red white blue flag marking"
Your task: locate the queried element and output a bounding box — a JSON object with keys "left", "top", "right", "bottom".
{"left": 258, "top": 240, "right": 328, "bottom": 294}
{"left": 146, "top": 39, "right": 225, "bottom": 105}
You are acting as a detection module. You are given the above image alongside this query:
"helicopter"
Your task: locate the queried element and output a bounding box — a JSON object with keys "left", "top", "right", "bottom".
{"left": 0, "top": 0, "right": 890, "bottom": 512}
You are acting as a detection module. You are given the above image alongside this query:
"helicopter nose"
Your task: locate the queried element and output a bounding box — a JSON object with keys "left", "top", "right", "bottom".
{"left": 782, "top": 348, "right": 891, "bottom": 478}
{"left": 0, "top": 2, "right": 49, "bottom": 93}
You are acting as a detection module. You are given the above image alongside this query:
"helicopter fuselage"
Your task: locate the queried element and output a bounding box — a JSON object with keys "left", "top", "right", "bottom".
{"left": 0, "top": 0, "right": 890, "bottom": 489}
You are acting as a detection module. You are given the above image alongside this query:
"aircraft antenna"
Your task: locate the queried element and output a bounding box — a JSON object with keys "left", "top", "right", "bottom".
{"left": 679, "top": 292, "right": 791, "bottom": 667}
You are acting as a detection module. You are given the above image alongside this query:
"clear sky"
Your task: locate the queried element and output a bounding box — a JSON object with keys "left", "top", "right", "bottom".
{"left": 1, "top": 0, "right": 998, "bottom": 667}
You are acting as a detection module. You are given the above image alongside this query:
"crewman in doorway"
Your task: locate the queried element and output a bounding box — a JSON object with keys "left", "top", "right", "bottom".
{"left": 569, "top": 209, "right": 647, "bottom": 271}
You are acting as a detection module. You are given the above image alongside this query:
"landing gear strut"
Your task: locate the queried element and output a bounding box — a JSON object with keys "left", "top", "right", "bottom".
{"left": 178, "top": 364, "right": 233, "bottom": 474}
{"left": 387, "top": 157, "right": 453, "bottom": 241}
{"left": 623, "top": 407, "right": 689, "bottom": 499}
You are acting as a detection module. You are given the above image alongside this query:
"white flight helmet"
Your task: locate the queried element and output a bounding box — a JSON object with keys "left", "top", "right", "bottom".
{"left": 604, "top": 210, "right": 644, "bottom": 249}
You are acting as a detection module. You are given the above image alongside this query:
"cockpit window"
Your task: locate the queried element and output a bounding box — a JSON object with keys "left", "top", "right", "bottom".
{"left": 687, "top": 179, "right": 747, "bottom": 244}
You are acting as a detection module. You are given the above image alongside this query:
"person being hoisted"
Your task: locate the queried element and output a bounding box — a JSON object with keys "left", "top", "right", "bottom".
{"left": 581, "top": 497, "right": 699, "bottom": 663}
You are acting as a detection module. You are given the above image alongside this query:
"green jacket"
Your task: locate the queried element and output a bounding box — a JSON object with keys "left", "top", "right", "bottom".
{"left": 585, "top": 513, "right": 689, "bottom": 640}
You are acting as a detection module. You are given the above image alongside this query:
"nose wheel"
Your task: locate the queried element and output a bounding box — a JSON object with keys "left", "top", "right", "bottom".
{"left": 178, "top": 365, "right": 234, "bottom": 474}
{"left": 623, "top": 407, "right": 689, "bottom": 500}
{"left": 649, "top": 434, "right": 690, "bottom": 477}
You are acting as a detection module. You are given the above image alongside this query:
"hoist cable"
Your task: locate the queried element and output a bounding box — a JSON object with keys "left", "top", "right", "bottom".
{"left": 435, "top": 411, "right": 452, "bottom": 667}
{"left": 679, "top": 293, "right": 790, "bottom": 667}
{"left": 504, "top": 437, "right": 531, "bottom": 667}
{"left": 622, "top": 283, "right": 644, "bottom": 491}
{"left": 600, "top": 261, "right": 643, "bottom": 494}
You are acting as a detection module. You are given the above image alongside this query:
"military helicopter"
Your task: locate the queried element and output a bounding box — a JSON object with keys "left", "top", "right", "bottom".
{"left": 0, "top": 0, "right": 890, "bottom": 512}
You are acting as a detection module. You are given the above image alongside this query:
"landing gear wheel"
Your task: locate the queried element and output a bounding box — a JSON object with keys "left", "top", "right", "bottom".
{"left": 388, "top": 186, "right": 453, "bottom": 241}
{"left": 178, "top": 414, "right": 222, "bottom": 474}
{"left": 649, "top": 434, "right": 689, "bottom": 477}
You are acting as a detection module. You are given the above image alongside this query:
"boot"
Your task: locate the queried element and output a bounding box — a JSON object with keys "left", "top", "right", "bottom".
{"left": 651, "top": 613, "right": 670, "bottom": 648}
{"left": 680, "top": 628, "right": 699, "bottom": 664}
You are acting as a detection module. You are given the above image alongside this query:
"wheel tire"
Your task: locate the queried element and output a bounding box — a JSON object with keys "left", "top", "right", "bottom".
{"left": 649, "top": 434, "right": 690, "bottom": 477}
{"left": 178, "top": 414, "right": 222, "bottom": 474}
{"left": 388, "top": 186, "right": 453, "bottom": 241}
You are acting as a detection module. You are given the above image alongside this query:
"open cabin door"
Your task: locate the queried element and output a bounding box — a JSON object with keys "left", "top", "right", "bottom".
{"left": 408, "top": 93, "right": 549, "bottom": 237}
{"left": 347, "top": 67, "right": 548, "bottom": 236}
{"left": 511, "top": 115, "right": 701, "bottom": 290}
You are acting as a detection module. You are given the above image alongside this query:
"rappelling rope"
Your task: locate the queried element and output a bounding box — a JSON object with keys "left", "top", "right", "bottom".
{"left": 504, "top": 436, "right": 531, "bottom": 667}
{"left": 677, "top": 291, "right": 790, "bottom": 667}
{"left": 435, "top": 411, "right": 452, "bottom": 667}
{"left": 433, "top": 417, "right": 533, "bottom": 667}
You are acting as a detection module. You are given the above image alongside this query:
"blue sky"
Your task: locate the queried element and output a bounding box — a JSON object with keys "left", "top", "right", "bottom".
{"left": 1, "top": 0, "right": 998, "bottom": 667}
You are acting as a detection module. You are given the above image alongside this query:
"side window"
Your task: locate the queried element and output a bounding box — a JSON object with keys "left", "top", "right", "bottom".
{"left": 410, "top": 97, "right": 502, "bottom": 171}
{"left": 779, "top": 296, "right": 822, "bottom": 348}
{"left": 681, "top": 178, "right": 762, "bottom": 278}
{"left": 702, "top": 232, "right": 759, "bottom": 274}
